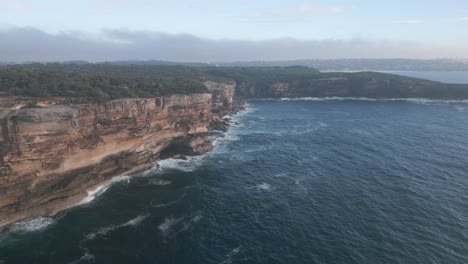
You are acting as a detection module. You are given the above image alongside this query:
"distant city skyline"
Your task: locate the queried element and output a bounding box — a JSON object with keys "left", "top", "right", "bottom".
{"left": 1, "top": 0, "right": 468, "bottom": 61}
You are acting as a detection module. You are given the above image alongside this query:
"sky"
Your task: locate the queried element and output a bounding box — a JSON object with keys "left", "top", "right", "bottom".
{"left": 1, "top": 0, "right": 468, "bottom": 61}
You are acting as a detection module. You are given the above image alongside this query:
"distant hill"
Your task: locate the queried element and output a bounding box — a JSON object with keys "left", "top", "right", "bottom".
{"left": 219, "top": 59, "right": 468, "bottom": 71}
{"left": 2, "top": 59, "right": 468, "bottom": 71}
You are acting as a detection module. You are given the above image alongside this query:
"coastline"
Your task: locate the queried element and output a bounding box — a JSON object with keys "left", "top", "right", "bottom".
{"left": 2, "top": 66, "right": 468, "bottom": 230}
{"left": 0, "top": 96, "right": 244, "bottom": 231}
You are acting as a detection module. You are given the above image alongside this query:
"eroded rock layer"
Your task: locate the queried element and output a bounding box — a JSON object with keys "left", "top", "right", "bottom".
{"left": 0, "top": 84, "right": 234, "bottom": 228}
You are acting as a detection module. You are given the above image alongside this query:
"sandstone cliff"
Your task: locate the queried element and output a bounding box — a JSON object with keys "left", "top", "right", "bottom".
{"left": 0, "top": 83, "right": 234, "bottom": 228}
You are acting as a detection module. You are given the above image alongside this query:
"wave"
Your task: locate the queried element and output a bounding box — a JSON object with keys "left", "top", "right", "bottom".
{"left": 78, "top": 184, "right": 110, "bottom": 205}
{"left": 69, "top": 247, "right": 94, "bottom": 264}
{"left": 72, "top": 214, "right": 149, "bottom": 263}
{"left": 257, "top": 182, "right": 273, "bottom": 191}
{"left": 149, "top": 198, "right": 182, "bottom": 208}
{"left": 155, "top": 155, "right": 207, "bottom": 173}
{"left": 78, "top": 176, "right": 131, "bottom": 206}
{"left": 173, "top": 213, "right": 203, "bottom": 237}
{"left": 9, "top": 217, "right": 55, "bottom": 233}
{"left": 159, "top": 212, "right": 203, "bottom": 238}
{"left": 85, "top": 214, "right": 149, "bottom": 241}
{"left": 211, "top": 123, "right": 245, "bottom": 155}
{"left": 455, "top": 106, "right": 465, "bottom": 111}
{"left": 219, "top": 246, "right": 242, "bottom": 264}
{"left": 158, "top": 216, "right": 185, "bottom": 237}
{"left": 236, "top": 103, "right": 258, "bottom": 116}
{"left": 148, "top": 179, "right": 172, "bottom": 186}
{"left": 351, "top": 129, "right": 373, "bottom": 136}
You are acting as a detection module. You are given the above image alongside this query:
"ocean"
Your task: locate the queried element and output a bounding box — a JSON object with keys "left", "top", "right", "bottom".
{"left": 381, "top": 71, "right": 468, "bottom": 84}
{"left": 1, "top": 73, "right": 468, "bottom": 264}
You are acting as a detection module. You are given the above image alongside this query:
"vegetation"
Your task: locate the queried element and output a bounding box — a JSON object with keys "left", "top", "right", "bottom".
{"left": 0, "top": 64, "right": 209, "bottom": 102}
{"left": 0, "top": 64, "right": 320, "bottom": 102}
{"left": 1, "top": 63, "right": 467, "bottom": 102}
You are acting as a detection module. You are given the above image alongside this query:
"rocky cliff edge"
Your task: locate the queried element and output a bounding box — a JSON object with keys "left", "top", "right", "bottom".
{"left": 0, "top": 82, "right": 236, "bottom": 228}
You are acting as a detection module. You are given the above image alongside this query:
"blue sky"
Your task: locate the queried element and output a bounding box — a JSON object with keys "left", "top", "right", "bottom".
{"left": 1, "top": 0, "right": 468, "bottom": 60}
{"left": 2, "top": 0, "right": 468, "bottom": 42}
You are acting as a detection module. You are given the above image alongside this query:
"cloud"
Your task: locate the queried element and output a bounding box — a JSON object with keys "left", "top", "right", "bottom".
{"left": 388, "top": 20, "right": 425, "bottom": 24}
{"left": 0, "top": 26, "right": 467, "bottom": 62}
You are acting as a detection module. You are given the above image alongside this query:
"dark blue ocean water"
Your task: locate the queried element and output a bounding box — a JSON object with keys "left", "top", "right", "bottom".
{"left": 381, "top": 71, "right": 468, "bottom": 84}
{"left": 1, "top": 97, "right": 468, "bottom": 264}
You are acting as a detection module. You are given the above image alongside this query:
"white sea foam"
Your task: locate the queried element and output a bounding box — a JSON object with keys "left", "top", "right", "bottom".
{"left": 9, "top": 217, "right": 55, "bottom": 233}
{"left": 455, "top": 106, "right": 465, "bottom": 111}
{"left": 212, "top": 133, "right": 240, "bottom": 149}
{"left": 211, "top": 126, "right": 242, "bottom": 155}
{"left": 78, "top": 183, "right": 111, "bottom": 205}
{"left": 240, "top": 104, "right": 258, "bottom": 114}
{"left": 85, "top": 214, "right": 149, "bottom": 241}
{"left": 69, "top": 247, "right": 95, "bottom": 264}
{"left": 220, "top": 246, "right": 242, "bottom": 264}
{"left": 351, "top": 129, "right": 373, "bottom": 136}
{"left": 274, "top": 172, "right": 288, "bottom": 178}
{"left": 149, "top": 195, "right": 186, "bottom": 208}
{"left": 158, "top": 212, "right": 203, "bottom": 238}
{"left": 191, "top": 214, "right": 203, "bottom": 223}
{"left": 319, "top": 122, "right": 328, "bottom": 127}
{"left": 158, "top": 216, "right": 185, "bottom": 237}
{"left": 172, "top": 213, "right": 204, "bottom": 237}
{"left": 78, "top": 176, "right": 131, "bottom": 205}
{"left": 149, "top": 179, "right": 172, "bottom": 186}
{"left": 257, "top": 182, "right": 272, "bottom": 191}
{"left": 155, "top": 156, "right": 206, "bottom": 172}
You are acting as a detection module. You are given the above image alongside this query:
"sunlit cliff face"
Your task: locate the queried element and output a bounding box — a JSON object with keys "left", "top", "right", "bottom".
{"left": 0, "top": 82, "right": 235, "bottom": 228}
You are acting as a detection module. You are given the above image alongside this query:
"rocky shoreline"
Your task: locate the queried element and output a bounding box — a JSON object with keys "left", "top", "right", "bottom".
{"left": 0, "top": 81, "right": 239, "bottom": 229}
{"left": 2, "top": 67, "right": 468, "bottom": 229}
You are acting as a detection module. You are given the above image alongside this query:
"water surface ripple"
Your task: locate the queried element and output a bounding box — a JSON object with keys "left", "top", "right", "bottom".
{"left": 1, "top": 99, "right": 468, "bottom": 264}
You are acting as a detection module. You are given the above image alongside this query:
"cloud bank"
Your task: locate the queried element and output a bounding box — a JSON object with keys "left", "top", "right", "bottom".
{"left": 0, "top": 26, "right": 467, "bottom": 62}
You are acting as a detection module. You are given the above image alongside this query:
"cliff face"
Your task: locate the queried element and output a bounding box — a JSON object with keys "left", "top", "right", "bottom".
{"left": 0, "top": 83, "right": 234, "bottom": 228}
{"left": 203, "top": 80, "right": 236, "bottom": 112}
{"left": 233, "top": 73, "right": 468, "bottom": 100}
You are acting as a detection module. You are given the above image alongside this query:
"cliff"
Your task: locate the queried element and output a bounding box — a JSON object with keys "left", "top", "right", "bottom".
{"left": 233, "top": 72, "right": 468, "bottom": 99}
{"left": 0, "top": 84, "right": 233, "bottom": 228}
{"left": 2, "top": 65, "right": 468, "bottom": 228}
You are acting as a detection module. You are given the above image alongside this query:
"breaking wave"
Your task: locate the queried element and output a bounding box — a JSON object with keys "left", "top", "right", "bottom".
{"left": 9, "top": 217, "right": 55, "bottom": 233}
{"left": 155, "top": 156, "right": 207, "bottom": 172}
{"left": 219, "top": 246, "right": 242, "bottom": 264}
{"left": 148, "top": 179, "right": 172, "bottom": 186}
{"left": 158, "top": 212, "right": 203, "bottom": 238}
{"left": 85, "top": 214, "right": 149, "bottom": 241}
{"left": 158, "top": 216, "right": 185, "bottom": 237}
{"left": 78, "top": 176, "right": 131, "bottom": 206}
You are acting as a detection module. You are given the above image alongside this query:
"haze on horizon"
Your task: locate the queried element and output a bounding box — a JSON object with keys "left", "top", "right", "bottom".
{"left": 1, "top": 0, "right": 468, "bottom": 62}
